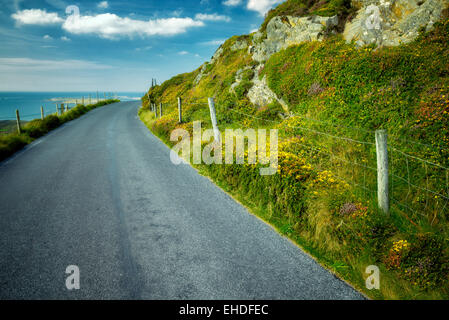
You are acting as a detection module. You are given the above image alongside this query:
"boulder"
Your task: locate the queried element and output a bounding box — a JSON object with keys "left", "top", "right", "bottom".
{"left": 252, "top": 15, "right": 339, "bottom": 62}
{"left": 344, "top": 0, "right": 448, "bottom": 47}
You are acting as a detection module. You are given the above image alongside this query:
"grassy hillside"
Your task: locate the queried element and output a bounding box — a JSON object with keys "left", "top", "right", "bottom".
{"left": 140, "top": 1, "right": 449, "bottom": 300}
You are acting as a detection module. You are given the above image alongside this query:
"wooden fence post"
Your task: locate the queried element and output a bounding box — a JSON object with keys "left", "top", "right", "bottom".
{"left": 82, "top": 96, "right": 84, "bottom": 105}
{"left": 208, "top": 97, "right": 220, "bottom": 142}
{"left": 159, "top": 103, "right": 163, "bottom": 118}
{"left": 41, "top": 106, "right": 44, "bottom": 120}
{"left": 56, "top": 104, "right": 59, "bottom": 115}
{"left": 15, "top": 109, "right": 21, "bottom": 134}
{"left": 178, "top": 97, "right": 182, "bottom": 123}
{"left": 376, "top": 129, "right": 389, "bottom": 215}
{"left": 154, "top": 104, "right": 157, "bottom": 118}
{"left": 60, "top": 103, "right": 64, "bottom": 115}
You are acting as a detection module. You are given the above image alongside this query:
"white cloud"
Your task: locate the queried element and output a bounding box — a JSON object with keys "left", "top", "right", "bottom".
{"left": 223, "top": 0, "right": 241, "bottom": 6}
{"left": 62, "top": 13, "right": 205, "bottom": 39}
{"left": 178, "top": 51, "right": 189, "bottom": 55}
{"left": 11, "top": 9, "right": 63, "bottom": 25}
{"left": 200, "top": 39, "right": 225, "bottom": 46}
{"left": 61, "top": 36, "right": 70, "bottom": 41}
{"left": 43, "top": 34, "right": 53, "bottom": 40}
{"left": 97, "top": 1, "right": 109, "bottom": 9}
{"left": 0, "top": 57, "right": 111, "bottom": 72}
{"left": 135, "top": 46, "right": 152, "bottom": 51}
{"left": 195, "top": 13, "right": 231, "bottom": 22}
{"left": 247, "top": 0, "right": 282, "bottom": 15}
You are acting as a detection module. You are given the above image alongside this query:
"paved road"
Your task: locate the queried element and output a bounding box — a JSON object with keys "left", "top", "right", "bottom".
{"left": 0, "top": 101, "right": 364, "bottom": 299}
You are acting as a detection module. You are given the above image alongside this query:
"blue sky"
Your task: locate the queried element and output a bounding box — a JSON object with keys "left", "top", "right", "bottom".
{"left": 0, "top": 0, "right": 283, "bottom": 92}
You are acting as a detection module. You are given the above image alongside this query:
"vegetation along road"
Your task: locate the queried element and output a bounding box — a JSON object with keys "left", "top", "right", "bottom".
{"left": 0, "top": 101, "right": 364, "bottom": 299}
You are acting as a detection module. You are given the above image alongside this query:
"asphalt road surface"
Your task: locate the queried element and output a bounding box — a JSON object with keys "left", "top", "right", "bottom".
{"left": 0, "top": 101, "right": 364, "bottom": 299}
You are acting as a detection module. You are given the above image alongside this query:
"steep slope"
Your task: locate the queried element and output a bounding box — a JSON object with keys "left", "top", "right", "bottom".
{"left": 140, "top": 0, "right": 449, "bottom": 299}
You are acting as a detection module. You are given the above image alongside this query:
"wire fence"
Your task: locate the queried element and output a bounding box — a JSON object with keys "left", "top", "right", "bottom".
{"left": 0, "top": 94, "right": 116, "bottom": 135}
{"left": 148, "top": 96, "right": 449, "bottom": 225}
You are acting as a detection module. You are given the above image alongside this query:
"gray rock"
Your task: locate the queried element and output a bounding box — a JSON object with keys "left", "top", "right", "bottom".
{"left": 344, "top": 0, "right": 448, "bottom": 47}
{"left": 247, "top": 65, "right": 289, "bottom": 111}
{"left": 231, "top": 40, "right": 248, "bottom": 51}
{"left": 252, "top": 15, "right": 339, "bottom": 62}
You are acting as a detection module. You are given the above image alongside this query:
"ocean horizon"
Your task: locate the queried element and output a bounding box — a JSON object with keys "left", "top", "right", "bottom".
{"left": 0, "top": 91, "right": 144, "bottom": 121}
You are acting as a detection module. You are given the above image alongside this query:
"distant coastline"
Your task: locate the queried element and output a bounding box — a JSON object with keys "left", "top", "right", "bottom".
{"left": 0, "top": 92, "right": 142, "bottom": 121}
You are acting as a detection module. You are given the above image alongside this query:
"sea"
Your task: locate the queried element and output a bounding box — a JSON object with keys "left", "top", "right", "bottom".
{"left": 0, "top": 92, "right": 144, "bottom": 121}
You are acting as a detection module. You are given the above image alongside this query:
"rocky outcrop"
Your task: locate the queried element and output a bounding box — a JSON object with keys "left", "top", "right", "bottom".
{"left": 231, "top": 40, "right": 248, "bottom": 51}
{"left": 251, "top": 15, "right": 339, "bottom": 62}
{"left": 247, "top": 66, "right": 289, "bottom": 111}
{"left": 194, "top": 45, "right": 224, "bottom": 85}
{"left": 344, "top": 0, "right": 448, "bottom": 47}
{"left": 194, "top": 62, "right": 209, "bottom": 85}
{"left": 229, "top": 66, "right": 252, "bottom": 93}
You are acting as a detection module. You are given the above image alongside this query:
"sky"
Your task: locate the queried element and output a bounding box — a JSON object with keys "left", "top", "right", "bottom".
{"left": 0, "top": 0, "right": 284, "bottom": 92}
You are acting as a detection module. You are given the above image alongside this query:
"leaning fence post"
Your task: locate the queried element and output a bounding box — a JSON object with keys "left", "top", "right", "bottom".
{"left": 41, "top": 106, "right": 44, "bottom": 120}
{"left": 178, "top": 97, "right": 182, "bottom": 123}
{"left": 60, "top": 103, "right": 64, "bottom": 115}
{"left": 208, "top": 97, "right": 220, "bottom": 142}
{"left": 159, "top": 103, "right": 163, "bottom": 118}
{"left": 376, "top": 129, "right": 389, "bottom": 215}
{"left": 15, "top": 109, "right": 21, "bottom": 134}
{"left": 56, "top": 104, "right": 59, "bottom": 115}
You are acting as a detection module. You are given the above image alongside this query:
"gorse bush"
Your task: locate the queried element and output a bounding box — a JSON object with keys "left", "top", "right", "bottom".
{"left": 140, "top": 6, "right": 449, "bottom": 299}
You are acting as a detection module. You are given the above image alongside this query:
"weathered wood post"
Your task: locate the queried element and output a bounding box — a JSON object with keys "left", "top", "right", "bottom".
{"left": 208, "top": 97, "right": 220, "bottom": 142}
{"left": 60, "top": 103, "right": 64, "bottom": 114}
{"left": 82, "top": 96, "right": 84, "bottom": 105}
{"left": 178, "top": 97, "right": 182, "bottom": 123}
{"left": 96, "top": 91, "right": 99, "bottom": 103}
{"left": 56, "top": 104, "right": 59, "bottom": 115}
{"left": 154, "top": 104, "right": 157, "bottom": 118}
{"left": 41, "top": 106, "right": 44, "bottom": 120}
{"left": 376, "top": 129, "right": 389, "bottom": 215}
{"left": 159, "top": 103, "right": 163, "bottom": 118}
{"left": 15, "top": 109, "right": 21, "bottom": 134}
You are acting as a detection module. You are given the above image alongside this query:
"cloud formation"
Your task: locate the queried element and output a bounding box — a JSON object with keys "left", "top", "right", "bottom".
{"left": 11, "top": 8, "right": 207, "bottom": 39}
{"left": 222, "top": 0, "right": 242, "bottom": 7}
{"left": 246, "top": 0, "right": 282, "bottom": 15}
{"left": 195, "top": 13, "right": 231, "bottom": 22}
{"left": 97, "top": 1, "right": 109, "bottom": 9}
{"left": 11, "top": 9, "right": 64, "bottom": 25}
{"left": 0, "top": 57, "right": 110, "bottom": 72}
{"left": 62, "top": 14, "right": 204, "bottom": 39}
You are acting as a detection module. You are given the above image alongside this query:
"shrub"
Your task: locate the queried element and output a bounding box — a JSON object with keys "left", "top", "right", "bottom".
{"left": 42, "top": 115, "right": 61, "bottom": 131}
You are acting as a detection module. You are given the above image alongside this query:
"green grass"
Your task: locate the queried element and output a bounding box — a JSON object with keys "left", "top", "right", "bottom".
{"left": 0, "top": 99, "right": 119, "bottom": 162}
{"left": 137, "top": 7, "right": 449, "bottom": 300}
